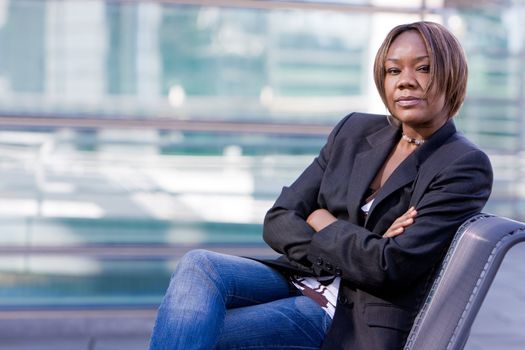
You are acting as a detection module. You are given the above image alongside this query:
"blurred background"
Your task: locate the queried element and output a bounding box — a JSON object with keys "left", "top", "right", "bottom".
{"left": 0, "top": 0, "right": 524, "bottom": 349}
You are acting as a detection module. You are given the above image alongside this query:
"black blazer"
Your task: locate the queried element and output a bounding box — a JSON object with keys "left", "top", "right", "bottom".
{"left": 262, "top": 113, "right": 493, "bottom": 350}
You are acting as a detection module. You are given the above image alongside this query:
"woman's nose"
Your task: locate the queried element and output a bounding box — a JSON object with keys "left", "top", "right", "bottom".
{"left": 396, "top": 70, "right": 417, "bottom": 89}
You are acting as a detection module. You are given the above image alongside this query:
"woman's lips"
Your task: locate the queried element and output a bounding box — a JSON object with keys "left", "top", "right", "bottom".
{"left": 395, "top": 96, "right": 422, "bottom": 107}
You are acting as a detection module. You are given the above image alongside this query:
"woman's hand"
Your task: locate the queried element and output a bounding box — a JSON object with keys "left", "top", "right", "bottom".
{"left": 306, "top": 208, "right": 337, "bottom": 232}
{"left": 383, "top": 207, "right": 417, "bottom": 238}
{"left": 307, "top": 206, "right": 416, "bottom": 237}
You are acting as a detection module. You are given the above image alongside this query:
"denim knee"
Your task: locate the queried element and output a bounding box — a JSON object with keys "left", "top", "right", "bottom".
{"left": 173, "top": 249, "right": 221, "bottom": 278}
{"left": 177, "top": 249, "right": 217, "bottom": 267}
{"left": 179, "top": 249, "right": 210, "bottom": 264}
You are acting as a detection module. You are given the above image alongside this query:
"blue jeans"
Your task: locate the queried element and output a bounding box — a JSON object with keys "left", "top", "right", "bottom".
{"left": 149, "top": 249, "right": 332, "bottom": 350}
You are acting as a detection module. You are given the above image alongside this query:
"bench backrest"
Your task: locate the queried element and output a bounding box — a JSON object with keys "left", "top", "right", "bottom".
{"left": 404, "top": 214, "right": 525, "bottom": 350}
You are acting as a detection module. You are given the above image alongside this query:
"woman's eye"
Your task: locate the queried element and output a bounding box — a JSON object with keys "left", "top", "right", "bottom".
{"left": 418, "top": 65, "right": 430, "bottom": 72}
{"left": 386, "top": 68, "right": 400, "bottom": 75}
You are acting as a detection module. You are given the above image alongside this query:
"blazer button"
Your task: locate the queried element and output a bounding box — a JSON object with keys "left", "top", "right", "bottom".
{"left": 325, "top": 263, "right": 333, "bottom": 272}
{"left": 334, "top": 267, "right": 342, "bottom": 276}
{"left": 316, "top": 257, "right": 323, "bottom": 266}
{"left": 338, "top": 294, "right": 348, "bottom": 305}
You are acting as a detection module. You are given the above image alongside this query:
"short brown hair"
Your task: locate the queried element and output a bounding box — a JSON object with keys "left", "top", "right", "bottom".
{"left": 373, "top": 21, "right": 468, "bottom": 118}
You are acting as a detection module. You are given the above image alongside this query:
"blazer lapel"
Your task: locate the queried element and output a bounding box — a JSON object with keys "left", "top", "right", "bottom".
{"left": 366, "top": 120, "right": 457, "bottom": 223}
{"left": 346, "top": 124, "right": 399, "bottom": 224}
{"left": 366, "top": 153, "right": 418, "bottom": 223}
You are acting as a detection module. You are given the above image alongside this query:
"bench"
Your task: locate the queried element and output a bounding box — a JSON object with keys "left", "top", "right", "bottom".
{"left": 404, "top": 214, "right": 525, "bottom": 350}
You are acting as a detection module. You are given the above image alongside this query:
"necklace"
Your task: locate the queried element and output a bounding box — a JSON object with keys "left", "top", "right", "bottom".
{"left": 401, "top": 133, "right": 426, "bottom": 146}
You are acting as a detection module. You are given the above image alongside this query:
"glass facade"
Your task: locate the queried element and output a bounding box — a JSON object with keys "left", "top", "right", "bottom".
{"left": 0, "top": 0, "right": 524, "bottom": 322}
{"left": 0, "top": 0, "right": 416, "bottom": 123}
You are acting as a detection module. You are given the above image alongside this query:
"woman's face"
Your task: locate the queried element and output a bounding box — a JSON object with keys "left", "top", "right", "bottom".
{"left": 384, "top": 30, "right": 448, "bottom": 136}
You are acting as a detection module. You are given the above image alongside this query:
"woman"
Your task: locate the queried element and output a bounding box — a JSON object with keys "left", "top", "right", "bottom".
{"left": 149, "top": 21, "right": 493, "bottom": 350}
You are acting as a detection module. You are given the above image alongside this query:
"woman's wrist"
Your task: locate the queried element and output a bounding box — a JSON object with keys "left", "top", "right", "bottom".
{"left": 307, "top": 209, "right": 337, "bottom": 232}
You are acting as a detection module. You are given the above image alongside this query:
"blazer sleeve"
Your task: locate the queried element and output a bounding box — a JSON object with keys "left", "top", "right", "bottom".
{"left": 306, "top": 148, "right": 493, "bottom": 293}
{"left": 262, "top": 114, "right": 352, "bottom": 266}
